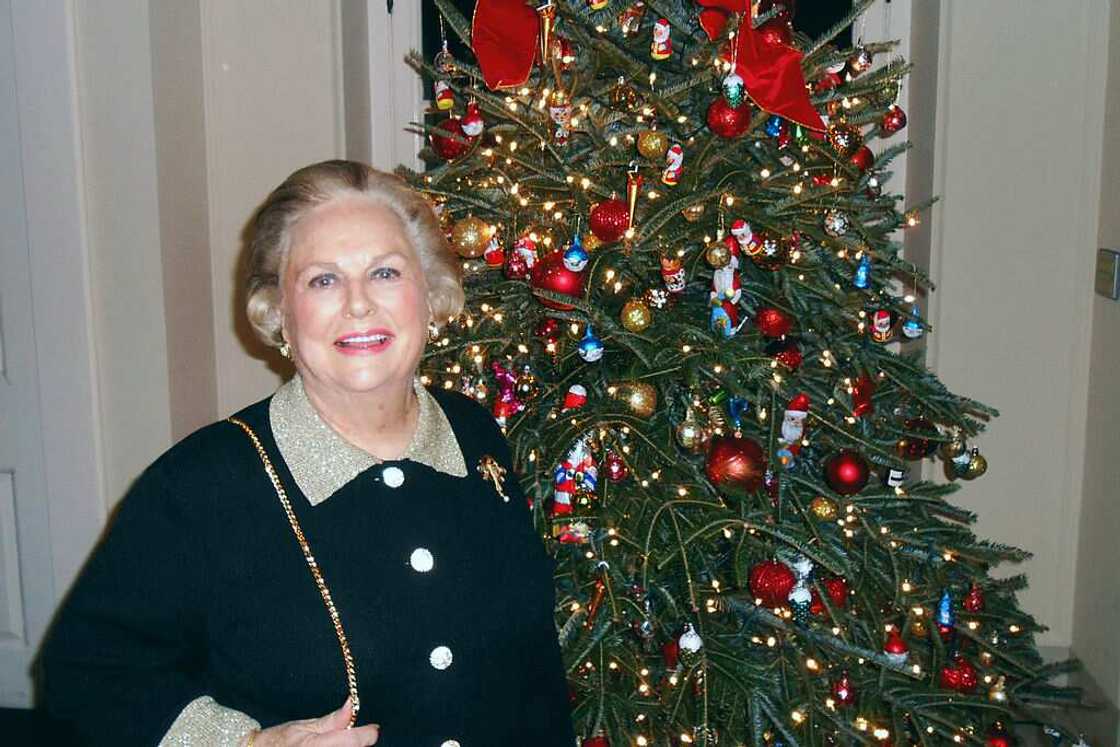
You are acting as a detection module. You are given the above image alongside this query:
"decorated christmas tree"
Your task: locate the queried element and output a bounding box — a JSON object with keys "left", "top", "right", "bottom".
{"left": 403, "top": 1, "right": 1083, "bottom": 744}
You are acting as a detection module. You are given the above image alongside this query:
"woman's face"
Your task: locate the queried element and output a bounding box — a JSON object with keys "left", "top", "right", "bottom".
{"left": 280, "top": 196, "right": 429, "bottom": 401}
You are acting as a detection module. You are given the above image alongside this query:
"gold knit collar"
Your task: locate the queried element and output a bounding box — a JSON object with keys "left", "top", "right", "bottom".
{"left": 269, "top": 375, "right": 468, "bottom": 506}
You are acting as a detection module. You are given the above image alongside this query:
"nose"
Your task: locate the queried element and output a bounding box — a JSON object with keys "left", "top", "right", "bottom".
{"left": 344, "top": 277, "right": 375, "bottom": 319}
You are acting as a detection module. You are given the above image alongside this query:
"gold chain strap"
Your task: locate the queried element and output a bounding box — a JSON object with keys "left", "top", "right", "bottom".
{"left": 227, "top": 417, "right": 360, "bottom": 727}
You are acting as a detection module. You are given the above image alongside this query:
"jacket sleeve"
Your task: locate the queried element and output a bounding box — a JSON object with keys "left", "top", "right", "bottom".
{"left": 38, "top": 458, "right": 251, "bottom": 745}
{"left": 489, "top": 421, "right": 577, "bottom": 745}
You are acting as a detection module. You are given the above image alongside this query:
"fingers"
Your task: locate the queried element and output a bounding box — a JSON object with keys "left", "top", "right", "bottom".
{"left": 312, "top": 722, "right": 380, "bottom": 747}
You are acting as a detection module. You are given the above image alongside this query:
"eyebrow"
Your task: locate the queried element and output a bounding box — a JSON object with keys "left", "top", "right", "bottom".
{"left": 297, "top": 250, "right": 411, "bottom": 274}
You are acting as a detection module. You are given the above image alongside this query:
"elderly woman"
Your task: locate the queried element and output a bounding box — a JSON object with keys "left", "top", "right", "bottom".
{"left": 40, "top": 161, "right": 574, "bottom": 746}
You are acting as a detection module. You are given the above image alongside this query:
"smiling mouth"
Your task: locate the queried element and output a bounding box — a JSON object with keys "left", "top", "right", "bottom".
{"left": 335, "top": 332, "right": 393, "bottom": 351}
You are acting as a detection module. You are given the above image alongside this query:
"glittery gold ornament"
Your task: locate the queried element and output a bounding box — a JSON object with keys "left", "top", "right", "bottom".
{"left": 809, "top": 496, "right": 838, "bottom": 521}
{"left": 675, "top": 409, "right": 711, "bottom": 453}
{"left": 612, "top": 381, "right": 657, "bottom": 418}
{"left": 827, "top": 122, "right": 863, "bottom": 158}
{"left": 610, "top": 75, "right": 639, "bottom": 109}
{"left": 637, "top": 129, "right": 669, "bottom": 159}
{"left": 705, "top": 239, "right": 731, "bottom": 268}
{"left": 988, "top": 675, "right": 1008, "bottom": 703}
{"left": 582, "top": 231, "right": 604, "bottom": 252}
{"left": 962, "top": 448, "right": 988, "bottom": 480}
{"left": 450, "top": 216, "right": 492, "bottom": 258}
{"left": 681, "top": 203, "right": 706, "bottom": 222}
{"left": 941, "top": 431, "right": 967, "bottom": 460}
{"left": 620, "top": 298, "right": 652, "bottom": 333}
{"left": 979, "top": 650, "right": 994, "bottom": 666}
{"left": 910, "top": 618, "right": 929, "bottom": 638}
{"left": 706, "top": 403, "right": 727, "bottom": 431}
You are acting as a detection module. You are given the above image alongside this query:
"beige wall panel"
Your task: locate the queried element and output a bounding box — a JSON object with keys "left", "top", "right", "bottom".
{"left": 200, "top": 0, "right": 344, "bottom": 414}
{"left": 927, "top": 1, "right": 1105, "bottom": 648}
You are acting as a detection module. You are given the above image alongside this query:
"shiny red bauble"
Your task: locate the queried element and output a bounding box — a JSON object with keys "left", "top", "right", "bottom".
{"left": 748, "top": 560, "right": 796, "bottom": 608}
{"left": 604, "top": 451, "right": 630, "bottom": 482}
{"left": 661, "top": 639, "right": 679, "bottom": 669}
{"left": 898, "top": 417, "right": 940, "bottom": 459}
{"left": 589, "top": 199, "right": 630, "bottom": 243}
{"left": 765, "top": 339, "right": 802, "bottom": 371}
{"left": 824, "top": 450, "right": 870, "bottom": 495}
{"left": 851, "top": 373, "right": 876, "bottom": 418}
{"left": 530, "top": 251, "right": 585, "bottom": 311}
{"left": 705, "top": 435, "right": 766, "bottom": 496}
{"left": 430, "top": 117, "right": 474, "bottom": 161}
{"left": 535, "top": 316, "right": 562, "bottom": 343}
{"left": 985, "top": 722, "right": 1012, "bottom": 747}
{"left": 881, "top": 104, "right": 908, "bottom": 135}
{"left": 755, "top": 306, "right": 794, "bottom": 338}
{"left": 810, "top": 577, "right": 849, "bottom": 614}
{"left": 707, "top": 98, "right": 752, "bottom": 139}
{"left": 757, "top": 17, "right": 793, "bottom": 47}
{"left": 582, "top": 738, "right": 610, "bottom": 747}
{"left": 850, "top": 145, "right": 875, "bottom": 172}
{"left": 963, "top": 582, "right": 986, "bottom": 613}
{"left": 939, "top": 655, "right": 978, "bottom": 693}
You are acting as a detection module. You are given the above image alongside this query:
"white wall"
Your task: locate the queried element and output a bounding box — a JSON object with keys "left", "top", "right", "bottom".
{"left": 924, "top": 1, "right": 1108, "bottom": 650}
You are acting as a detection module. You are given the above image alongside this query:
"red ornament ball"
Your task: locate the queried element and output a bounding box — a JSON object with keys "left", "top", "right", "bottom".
{"left": 939, "top": 655, "right": 978, "bottom": 693}
{"left": 661, "top": 639, "right": 679, "bottom": 669}
{"left": 748, "top": 560, "right": 796, "bottom": 608}
{"left": 850, "top": 145, "right": 875, "bottom": 172}
{"left": 707, "top": 98, "right": 752, "bottom": 139}
{"left": 705, "top": 435, "right": 766, "bottom": 497}
{"left": 765, "top": 338, "right": 802, "bottom": 371}
{"left": 582, "top": 739, "right": 609, "bottom": 747}
{"left": 604, "top": 451, "right": 630, "bottom": 482}
{"left": 430, "top": 117, "right": 474, "bottom": 161}
{"left": 881, "top": 104, "right": 908, "bottom": 135}
{"left": 535, "top": 316, "right": 562, "bottom": 343}
{"left": 810, "top": 577, "right": 849, "bottom": 614}
{"left": 589, "top": 198, "right": 630, "bottom": 243}
{"left": 985, "top": 722, "right": 1012, "bottom": 747}
{"left": 530, "top": 251, "right": 585, "bottom": 311}
{"left": 963, "top": 582, "right": 986, "bottom": 613}
{"left": 898, "top": 417, "right": 940, "bottom": 459}
{"left": 824, "top": 450, "right": 870, "bottom": 495}
{"left": 757, "top": 17, "right": 793, "bottom": 47}
{"left": 755, "top": 306, "right": 794, "bottom": 337}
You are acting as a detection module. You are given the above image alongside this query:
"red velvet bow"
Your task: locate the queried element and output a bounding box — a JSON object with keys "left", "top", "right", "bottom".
{"left": 698, "top": 0, "right": 824, "bottom": 131}
{"left": 471, "top": 0, "right": 540, "bottom": 90}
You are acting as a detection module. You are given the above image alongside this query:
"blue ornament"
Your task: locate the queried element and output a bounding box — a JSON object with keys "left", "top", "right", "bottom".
{"left": 577, "top": 326, "right": 604, "bottom": 362}
{"left": 765, "top": 114, "right": 784, "bottom": 138}
{"left": 563, "top": 234, "right": 589, "bottom": 272}
{"left": 728, "top": 397, "right": 749, "bottom": 430}
{"left": 853, "top": 255, "right": 872, "bottom": 289}
{"left": 936, "top": 589, "right": 955, "bottom": 628}
{"left": 901, "top": 303, "right": 924, "bottom": 339}
{"left": 709, "top": 303, "right": 736, "bottom": 338}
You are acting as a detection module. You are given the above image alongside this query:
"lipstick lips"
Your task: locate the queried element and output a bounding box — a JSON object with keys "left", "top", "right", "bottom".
{"left": 334, "top": 328, "right": 394, "bottom": 354}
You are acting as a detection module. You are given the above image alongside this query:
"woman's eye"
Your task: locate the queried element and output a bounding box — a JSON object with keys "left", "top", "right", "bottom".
{"left": 309, "top": 273, "right": 336, "bottom": 288}
{"left": 371, "top": 267, "right": 401, "bottom": 280}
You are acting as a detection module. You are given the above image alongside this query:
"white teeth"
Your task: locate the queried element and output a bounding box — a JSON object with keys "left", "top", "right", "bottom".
{"left": 341, "top": 334, "right": 388, "bottom": 344}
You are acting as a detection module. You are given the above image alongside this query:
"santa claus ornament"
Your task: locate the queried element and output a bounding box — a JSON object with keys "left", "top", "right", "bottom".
{"left": 660, "top": 255, "right": 686, "bottom": 294}
{"left": 650, "top": 18, "right": 672, "bottom": 60}
{"left": 505, "top": 234, "right": 538, "bottom": 280}
{"left": 482, "top": 233, "right": 504, "bottom": 268}
{"left": 552, "top": 434, "right": 597, "bottom": 517}
{"left": 461, "top": 100, "right": 485, "bottom": 138}
{"left": 779, "top": 393, "right": 810, "bottom": 449}
{"left": 661, "top": 143, "right": 684, "bottom": 186}
{"left": 709, "top": 237, "right": 743, "bottom": 338}
{"left": 730, "top": 219, "right": 753, "bottom": 253}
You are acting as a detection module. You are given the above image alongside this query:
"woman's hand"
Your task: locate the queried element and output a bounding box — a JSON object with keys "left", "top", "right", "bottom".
{"left": 247, "top": 699, "right": 379, "bottom": 746}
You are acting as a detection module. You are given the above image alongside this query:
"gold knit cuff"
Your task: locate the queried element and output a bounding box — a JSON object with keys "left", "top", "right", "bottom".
{"left": 158, "top": 695, "right": 261, "bottom": 746}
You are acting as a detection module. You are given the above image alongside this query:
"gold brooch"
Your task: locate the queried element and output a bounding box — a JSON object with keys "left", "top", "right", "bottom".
{"left": 476, "top": 455, "right": 509, "bottom": 502}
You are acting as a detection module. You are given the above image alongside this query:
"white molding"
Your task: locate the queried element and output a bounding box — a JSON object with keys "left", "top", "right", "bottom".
{"left": 10, "top": 0, "right": 107, "bottom": 598}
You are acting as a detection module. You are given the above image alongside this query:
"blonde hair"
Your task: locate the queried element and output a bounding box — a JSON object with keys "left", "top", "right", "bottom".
{"left": 245, "top": 160, "right": 464, "bottom": 347}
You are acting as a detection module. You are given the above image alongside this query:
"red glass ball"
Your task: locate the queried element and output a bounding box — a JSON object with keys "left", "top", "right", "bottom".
{"left": 530, "top": 251, "right": 585, "bottom": 311}
{"left": 881, "top": 104, "right": 908, "bottom": 135}
{"left": 755, "top": 306, "right": 794, "bottom": 337}
{"left": 430, "top": 117, "right": 473, "bottom": 161}
{"left": 831, "top": 671, "right": 857, "bottom": 707}
{"left": 705, "top": 435, "right": 765, "bottom": 497}
{"left": 963, "top": 582, "right": 985, "bottom": 613}
{"left": 766, "top": 339, "right": 802, "bottom": 371}
{"left": 707, "top": 98, "right": 752, "bottom": 139}
{"left": 850, "top": 145, "right": 874, "bottom": 172}
{"left": 757, "top": 17, "right": 793, "bottom": 47}
{"left": 604, "top": 452, "right": 630, "bottom": 482}
{"left": 824, "top": 450, "right": 870, "bottom": 495}
{"left": 898, "top": 417, "right": 940, "bottom": 459}
{"left": 748, "top": 560, "right": 796, "bottom": 608}
{"left": 582, "top": 739, "right": 610, "bottom": 747}
{"left": 589, "top": 199, "right": 630, "bottom": 243}
{"left": 535, "top": 316, "right": 561, "bottom": 342}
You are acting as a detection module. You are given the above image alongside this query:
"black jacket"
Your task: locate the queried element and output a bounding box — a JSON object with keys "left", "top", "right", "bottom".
{"left": 40, "top": 388, "right": 574, "bottom": 746}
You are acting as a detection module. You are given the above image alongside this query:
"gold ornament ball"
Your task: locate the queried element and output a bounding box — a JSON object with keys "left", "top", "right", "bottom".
{"left": 910, "top": 618, "right": 928, "bottom": 638}
{"left": 681, "top": 203, "right": 706, "bottom": 222}
{"left": 613, "top": 381, "right": 657, "bottom": 418}
{"left": 963, "top": 449, "right": 988, "bottom": 480}
{"left": 582, "top": 231, "right": 604, "bottom": 253}
{"left": 705, "top": 240, "right": 731, "bottom": 268}
{"left": 637, "top": 129, "right": 669, "bottom": 159}
{"left": 675, "top": 417, "right": 711, "bottom": 453}
{"left": 988, "top": 675, "right": 1008, "bottom": 703}
{"left": 809, "top": 496, "right": 839, "bottom": 521}
{"left": 941, "top": 434, "right": 967, "bottom": 460}
{"left": 620, "top": 299, "right": 653, "bottom": 333}
{"left": 451, "top": 216, "right": 491, "bottom": 258}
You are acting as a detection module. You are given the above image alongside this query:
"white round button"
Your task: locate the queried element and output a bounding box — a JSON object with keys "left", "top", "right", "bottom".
{"left": 409, "top": 548, "right": 434, "bottom": 573}
{"left": 441, "top": 741, "right": 461, "bottom": 747}
{"left": 429, "top": 645, "right": 453, "bottom": 670}
{"left": 382, "top": 466, "right": 405, "bottom": 488}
